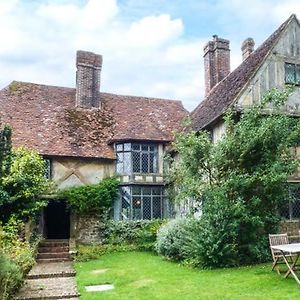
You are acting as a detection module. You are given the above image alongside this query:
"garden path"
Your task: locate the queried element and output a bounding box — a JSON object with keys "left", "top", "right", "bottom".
{"left": 15, "top": 239, "right": 79, "bottom": 300}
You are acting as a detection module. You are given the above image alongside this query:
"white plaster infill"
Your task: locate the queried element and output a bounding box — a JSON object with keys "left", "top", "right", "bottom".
{"left": 85, "top": 284, "right": 114, "bottom": 292}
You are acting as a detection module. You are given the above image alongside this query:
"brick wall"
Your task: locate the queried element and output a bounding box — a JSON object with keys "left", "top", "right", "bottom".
{"left": 203, "top": 35, "right": 230, "bottom": 96}
{"left": 76, "top": 50, "right": 102, "bottom": 109}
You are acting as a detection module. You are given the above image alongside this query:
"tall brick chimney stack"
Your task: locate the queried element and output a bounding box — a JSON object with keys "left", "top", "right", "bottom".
{"left": 203, "top": 35, "right": 230, "bottom": 96}
{"left": 241, "top": 38, "right": 255, "bottom": 61}
{"left": 76, "top": 50, "right": 102, "bottom": 109}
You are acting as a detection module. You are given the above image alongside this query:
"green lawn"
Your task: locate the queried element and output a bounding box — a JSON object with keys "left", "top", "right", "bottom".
{"left": 75, "top": 251, "right": 300, "bottom": 300}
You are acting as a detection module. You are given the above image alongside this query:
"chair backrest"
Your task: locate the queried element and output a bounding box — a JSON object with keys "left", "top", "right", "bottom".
{"left": 269, "top": 233, "right": 289, "bottom": 258}
{"left": 269, "top": 233, "right": 289, "bottom": 246}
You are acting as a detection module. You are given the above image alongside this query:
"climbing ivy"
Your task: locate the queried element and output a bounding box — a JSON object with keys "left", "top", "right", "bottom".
{"left": 59, "top": 177, "right": 119, "bottom": 215}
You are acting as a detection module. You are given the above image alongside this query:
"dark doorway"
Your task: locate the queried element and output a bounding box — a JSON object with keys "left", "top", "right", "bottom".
{"left": 44, "top": 200, "right": 70, "bottom": 239}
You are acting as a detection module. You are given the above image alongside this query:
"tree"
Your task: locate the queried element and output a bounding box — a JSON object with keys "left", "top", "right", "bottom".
{"left": 168, "top": 87, "right": 300, "bottom": 267}
{"left": 0, "top": 122, "right": 48, "bottom": 222}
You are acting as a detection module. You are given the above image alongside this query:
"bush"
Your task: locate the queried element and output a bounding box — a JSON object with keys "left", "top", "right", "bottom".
{"left": 155, "top": 218, "right": 196, "bottom": 261}
{"left": 0, "top": 217, "right": 38, "bottom": 299}
{"left": 59, "top": 177, "right": 118, "bottom": 214}
{"left": 104, "top": 219, "right": 165, "bottom": 251}
{"left": 0, "top": 252, "right": 22, "bottom": 300}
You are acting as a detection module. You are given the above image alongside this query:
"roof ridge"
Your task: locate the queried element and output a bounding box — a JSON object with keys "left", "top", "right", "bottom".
{"left": 191, "top": 14, "right": 297, "bottom": 130}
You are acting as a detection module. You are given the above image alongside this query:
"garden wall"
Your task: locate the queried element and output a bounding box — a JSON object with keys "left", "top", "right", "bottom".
{"left": 70, "top": 212, "right": 106, "bottom": 244}
{"left": 280, "top": 220, "right": 300, "bottom": 241}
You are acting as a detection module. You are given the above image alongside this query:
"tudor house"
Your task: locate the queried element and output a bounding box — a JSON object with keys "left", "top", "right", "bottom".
{"left": 191, "top": 14, "right": 300, "bottom": 233}
{"left": 0, "top": 50, "right": 187, "bottom": 241}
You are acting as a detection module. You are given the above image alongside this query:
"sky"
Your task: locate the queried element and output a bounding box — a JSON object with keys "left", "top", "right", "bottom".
{"left": 0, "top": 0, "right": 299, "bottom": 111}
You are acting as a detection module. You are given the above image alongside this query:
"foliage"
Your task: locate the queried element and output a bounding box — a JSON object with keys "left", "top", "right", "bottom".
{"left": 76, "top": 244, "right": 137, "bottom": 262}
{"left": 59, "top": 177, "right": 119, "bottom": 215}
{"left": 155, "top": 218, "right": 191, "bottom": 260}
{"left": 0, "top": 252, "right": 22, "bottom": 300}
{"left": 0, "top": 217, "right": 38, "bottom": 300}
{"left": 104, "top": 219, "right": 165, "bottom": 251}
{"left": 0, "top": 147, "right": 48, "bottom": 222}
{"left": 75, "top": 251, "right": 300, "bottom": 300}
{"left": 168, "top": 87, "right": 300, "bottom": 267}
{"left": 155, "top": 217, "right": 205, "bottom": 267}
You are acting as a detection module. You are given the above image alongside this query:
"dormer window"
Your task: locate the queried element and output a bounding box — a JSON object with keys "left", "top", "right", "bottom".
{"left": 285, "top": 62, "right": 300, "bottom": 85}
{"left": 116, "top": 142, "right": 158, "bottom": 175}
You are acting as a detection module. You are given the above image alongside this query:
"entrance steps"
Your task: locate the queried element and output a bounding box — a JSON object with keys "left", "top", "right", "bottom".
{"left": 15, "top": 239, "right": 79, "bottom": 300}
{"left": 37, "top": 239, "right": 71, "bottom": 263}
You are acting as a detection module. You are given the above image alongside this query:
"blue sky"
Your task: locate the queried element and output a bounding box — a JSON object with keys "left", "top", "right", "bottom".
{"left": 0, "top": 0, "right": 299, "bottom": 111}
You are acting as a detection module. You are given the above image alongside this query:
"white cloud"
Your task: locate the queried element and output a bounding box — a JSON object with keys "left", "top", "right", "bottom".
{"left": 127, "top": 14, "right": 183, "bottom": 47}
{"left": 0, "top": 0, "right": 299, "bottom": 111}
{"left": 0, "top": 0, "right": 19, "bottom": 15}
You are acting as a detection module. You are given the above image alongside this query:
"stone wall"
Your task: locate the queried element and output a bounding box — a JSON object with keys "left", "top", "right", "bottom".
{"left": 280, "top": 220, "right": 300, "bottom": 242}
{"left": 70, "top": 212, "right": 106, "bottom": 244}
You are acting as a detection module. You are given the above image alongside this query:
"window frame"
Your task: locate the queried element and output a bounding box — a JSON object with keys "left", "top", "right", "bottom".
{"left": 284, "top": 62, "right": 300, "bottom": 85}
{"left": 119, "top": 185, "right": 165, "bottom": 220}
{"left": 115, "top": 142, "right": 159, "bottom": 175}
{"left": 44, "top": 158, "right": 52, "bottom": 179}
{"left": 280, "top": 184, "right": 300, "bottom": 220}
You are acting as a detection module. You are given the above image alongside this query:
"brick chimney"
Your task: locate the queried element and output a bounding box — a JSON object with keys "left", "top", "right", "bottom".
{"left": 241, "top": 38, "right": 255, "bottom": 61}
{"left": 204, "top": 35, "right": 230, "bottom": 96}
{"left": 76, "top": 50, "right": 102, "bottom": 109}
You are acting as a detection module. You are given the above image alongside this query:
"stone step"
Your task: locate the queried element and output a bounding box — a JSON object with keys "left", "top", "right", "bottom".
{"left": 37, "top": 252, "right": 70, "bottom": 260}
{"left": 38, "top": 246, "right": 69, "bottom": 253}
{"left": 27, "top": 262, "right": 76, "bottom": 280}
{"left": 15, "top": 277, "right": 79, "bottom": 300}
{"left": 37, "top": 257, "right": 71, "bottom": 263}
{"left": 39, "top": 240, "right": 69, "bottom": 248}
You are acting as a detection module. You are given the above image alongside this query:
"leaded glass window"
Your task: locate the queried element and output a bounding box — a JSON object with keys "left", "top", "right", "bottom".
{"left": 285, "top": 62, "right": 300, "bottom": 85}
{"left": 44, "top": 158, "right": 51, "bottom": 179}
{"left": 280, "top": 184, "right": 300, "bottom": 220}
{"left": 116, "top": 142, "right": 158, "bottom": 175}
{"left": 119, "top": 186, "right": 165, "bottom": 220}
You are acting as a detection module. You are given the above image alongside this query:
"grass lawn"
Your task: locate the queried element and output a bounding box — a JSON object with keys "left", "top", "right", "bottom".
{"left": 75, "top": 251, "right": 300, "bottom": 300}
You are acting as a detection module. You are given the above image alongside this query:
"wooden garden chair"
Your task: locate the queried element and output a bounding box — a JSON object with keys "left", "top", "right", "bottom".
{"left": 269, "top": 233, "right": 295, "bottom": 274}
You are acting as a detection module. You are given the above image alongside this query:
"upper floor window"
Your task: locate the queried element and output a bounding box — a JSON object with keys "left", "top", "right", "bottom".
{"left": 116, "top": 142, "right": 158, "bottom": 175}
{"left": 44, "top": 158, "right": 52, "bottom": 179}
{"left": 285, "top": 62, "right": 300, "bottom": 85}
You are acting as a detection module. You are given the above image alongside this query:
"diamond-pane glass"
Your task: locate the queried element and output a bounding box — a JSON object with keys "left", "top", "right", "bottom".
{"left": 132, "top": 151, "right": 140, "bottom": 172}
{"left": 115, "top": 143, "right": 158, "bottom": 174}
{"left": 296, "top": 65, "right": 300, "bottom": 84}
{"left": 143, "top": 196, "right": 152, "bottom": 219}
{"left": 132, "top": 197, "right": 142, "bottom": 220}
{"left": 141, "top": 153, "right": 149, "bottom": 172}
{"left": 121, "top": 187, "right": 131, "bottom": 219}
{"left": 118, "top": 186, "right": 165, "bottom": 220}
{"left": 44, "top": 159, "right": 51, "bottom": 179}
{"left": 153, "top": 196, "right": 162, "bottom": 218}
{"left": 285, "top": 63, "right": 295, "bottom": 83}
{"left": 280, "top": 184, "right": 300, "bottom": 220}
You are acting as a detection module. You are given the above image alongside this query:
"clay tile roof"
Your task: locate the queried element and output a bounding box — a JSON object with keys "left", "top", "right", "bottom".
{"left": 0, "top": 81, "right": 187, "bottom": 159}
{"left": 191, "top": 14, "right": 298, "bottom": 131}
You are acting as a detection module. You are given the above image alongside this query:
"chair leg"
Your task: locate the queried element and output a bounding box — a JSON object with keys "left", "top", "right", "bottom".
{"left": 272, "top": 257, "right": 279, "bottom": 271}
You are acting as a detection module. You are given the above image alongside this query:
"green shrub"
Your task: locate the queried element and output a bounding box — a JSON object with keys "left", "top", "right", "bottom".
{"left": 59, "top": 177, "right": 118, "bottom": 214}
{"left": 155, "top": 218, "right": 193, "bottom": 261}
{"left": 0, "top": 252, "right": 22, "bottom": 300}
{"left": 104, "top": 219, "right": 165, "bottom": 251}
{"left": 0, "top": 217, "right": 37, "bottom": 300}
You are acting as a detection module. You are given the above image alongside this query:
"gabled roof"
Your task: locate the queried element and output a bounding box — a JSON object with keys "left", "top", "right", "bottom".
{"left": 0, "top": 81, "right": 187, "bottom": 159}
{"left": 191, "top": 14, "right": 298, "bottom": 131}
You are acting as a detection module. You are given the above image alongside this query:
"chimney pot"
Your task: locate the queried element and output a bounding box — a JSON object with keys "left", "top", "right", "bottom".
{"left": 76, "top": 50, "right": 103, "bottom": 109}
{"left": 241, "top": 38, "right": 255, "bottom": 61}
